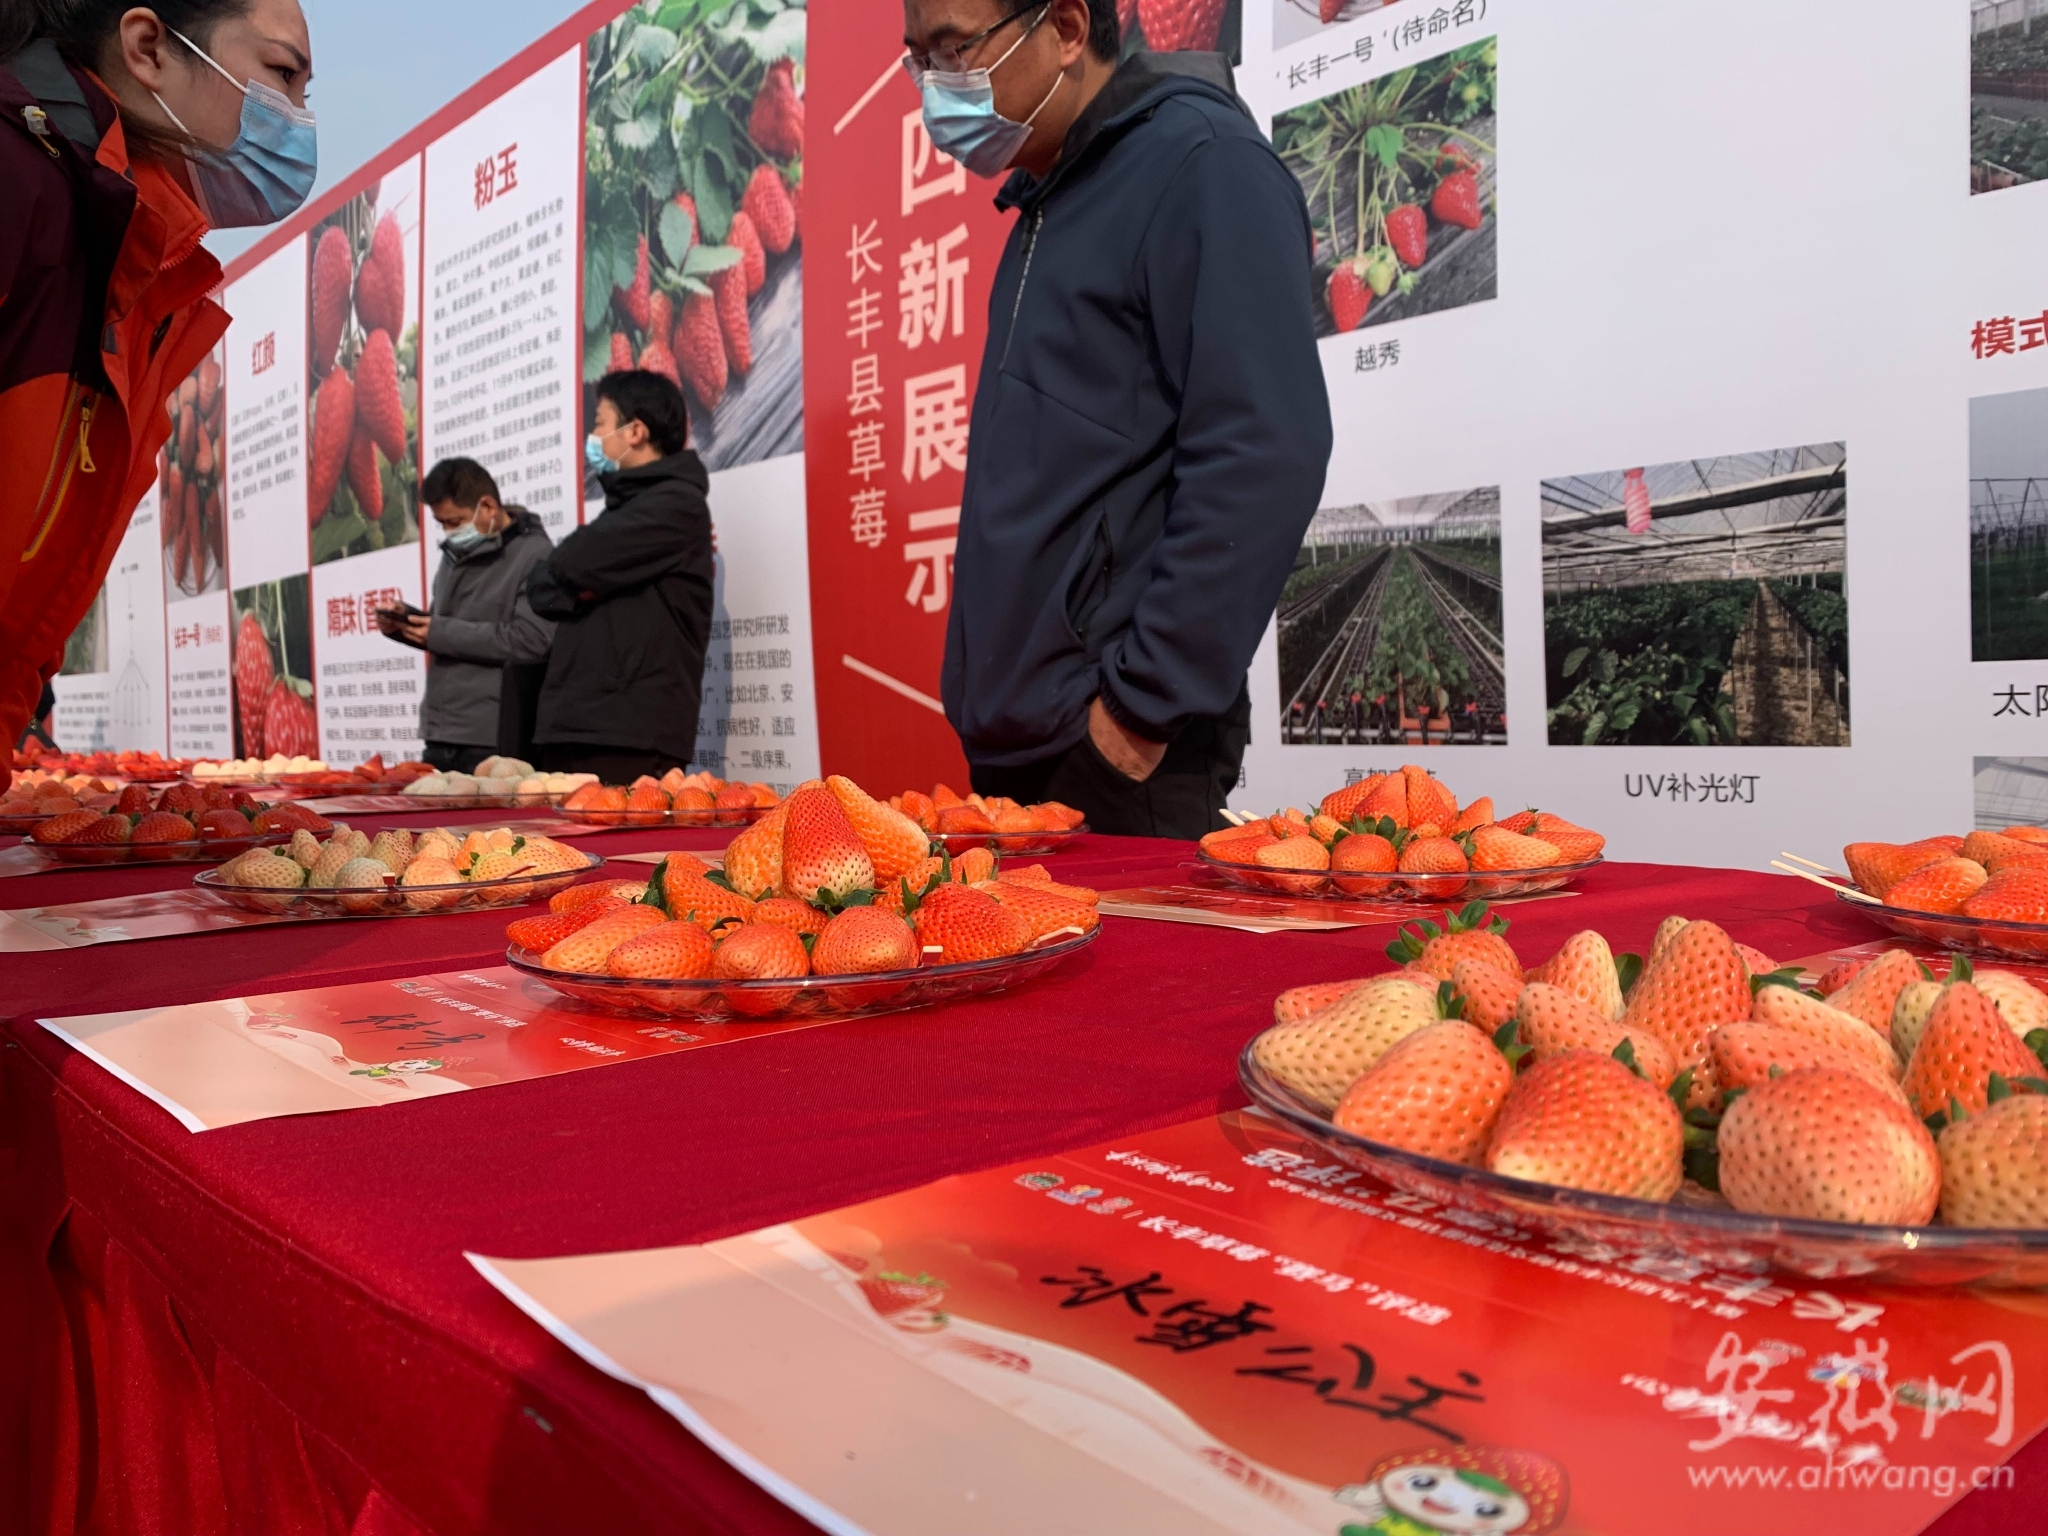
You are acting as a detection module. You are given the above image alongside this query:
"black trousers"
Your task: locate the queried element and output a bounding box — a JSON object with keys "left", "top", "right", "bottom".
{"left": 970, "top": 688, "right": 1250, "bottom": 841}
{"left": 537, "top": 743, "right": 689, "bottom": 782}
{"left": 422, "top": 742, "right": 495, "bottom": 773}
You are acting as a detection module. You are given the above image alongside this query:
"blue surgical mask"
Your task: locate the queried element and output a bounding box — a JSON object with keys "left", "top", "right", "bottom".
{"left": 917, "top": 15, "right": 1063, "bottom": 179}
{"left": 443, "top": 524, "right": 484, "bottom": 550}
{"left": 585, "top": 431, "right": 619, "bottom": 475}
{"left": 151, "top": 28, "right": 317, "bottom": 228}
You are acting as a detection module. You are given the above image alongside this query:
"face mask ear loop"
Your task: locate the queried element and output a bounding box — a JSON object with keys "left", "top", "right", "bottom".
{"left": 150, "top": 90, "right": 194, "bottom": 135}
{"left": 167, "top": 26, "right": 251, "bottom": 97}
{"left": 1021, "top": 63, "right": 1063, "bottom": 128}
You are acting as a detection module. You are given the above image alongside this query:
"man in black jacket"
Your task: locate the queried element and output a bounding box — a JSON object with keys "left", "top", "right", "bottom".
{"left": 526, "top": 370, "right": 714, "bottom": 781}
{"left": 909, "top": 0, "right": 1330, "bottom": 839}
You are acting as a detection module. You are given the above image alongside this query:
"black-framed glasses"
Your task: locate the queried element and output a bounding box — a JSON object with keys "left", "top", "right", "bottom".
{"left": 900, "top": 0, "right": 1050, "bottom": 80}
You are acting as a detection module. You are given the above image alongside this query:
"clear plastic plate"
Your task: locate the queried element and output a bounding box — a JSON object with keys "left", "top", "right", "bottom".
{"left": 1198, "top": 848, "right": 1601, "bottom": 902}
{"left": 26, "top": 831, "right": 288, "bottom": 867}
{"left": 555, "top": 801, "right": 774, "bottom": 829}
{"left": 1239, "top": 1029, "right": 2048, "bottom": 1287}
{"left": 930, "top": 824, "right": 1089, "bottom": 856}
{"left": 192, "top": 855, "right": 603, "bottom": 916}
{"left": 506, "top": 924, "right": 1099, "bottom": 1023}
{"left": 1841, "top": 891, "right": 2048, "bottom": 961}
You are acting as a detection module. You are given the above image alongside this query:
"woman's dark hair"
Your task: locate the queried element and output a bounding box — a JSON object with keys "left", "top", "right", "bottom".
{"left": 595, "top": 369, "right": 690, "bottom": 458}
{"left": 0, "top": 0, "right": 254, "bottom": 162}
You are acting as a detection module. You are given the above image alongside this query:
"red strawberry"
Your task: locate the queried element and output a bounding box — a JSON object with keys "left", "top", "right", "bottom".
{"left": 30, "top": 810, "right": 102, "bottom": 844}
{"left": 616, "top": 233, "right": 651, "bottom": 332}
{"left": 748, "top": 58, "right": 804, "bottom": 160}
{"left": 812, "top": 905, "right": 918, "bottom": 975}
{"left": 674, "top": 291, "right": 727, "bottom": 411}
{"left": 910, "top": 882, "right": 1031, "bottom": 963}
{"left": 114, "top": 783, "right": 153, "bottom": 815}
{"left": 196, "top": 353, "right": 222, "bottom": 415}
{"left": 233, "top": 610, "right": 273, "bottom": 757}
{"left": 1332, "top": 1020, "right": 1513, "bottom": 1164}
{"left": 1901, "top": 981, "right": 2041, "bottom": 1121}
{"left": 607, "top": 331, "right": 633, "bottom": 373}
{"left": 1882, "top": 857, "right": 1988, "bottom": 916}
{"left": 1843, "top": 839, "right": 1957, "bottom": 897}
{"left": 262, "top": 679, "right": 319, "bottom": 759}
{"left": 780, "top": 786, "right": 875, "bottom": 904}
{"left": 353, "top": 212, "right": 405, "bottom": 339}
{"left": 347, "top": 425, "right": 383, "bottom": 520}
{"left": 308, "top": 366, "right": 355, "bottom": 524}
{"left": 1137, "top": 0, "right": 1225, "bottom": 50}
{"left": 1320, "top": 0, "right": 1342, "bottom": 18}
{"left": 606, "top": 920, "right": 718, "bottom": 979}
{"left": 638, "top": 333, "right": 682, "bottom": 393}
{"left": 1432, "top": 170, "right": 1484, "bottom": 230}
{"left": 130, "top": 810, "right": 196, "bottom": 845}
{"left": 1327, "top": 258, "right": 1369, "bottom": 332}
{"left": 1385, "top": 203, "right": 1428, "bottom": 267}
{"left": 711, "top": 264, "right": 752, "bottom": 376}
{"left": 858, "top": 1272, "right": 943, "bottom": 1318}
{"left": 741, "top": 164, "right": 795, "bottom": 255}
{"left": 507, "top": 897, "right": 631, "bottom": 953}
{"left": 354, "top": 328, "right": 406, "bottom": 462}
{"left": 729, "top": 210, "right": 766, "bottom": 295}
{"left": 158, "top": 782, "right": 207, "bottom": 815}
{"left": 1486, "top": 1049, "right": 1684, "bottom": 1200}
{"left": 310, "top": 225, "right": 352, "bottom": 377}
{"left": 1386, "top": 903, "right": 1519, "bottom": 981}
{"left": 1465, "top": 824, "right": 1561, "bottom": 873}
{"left": 1620, "top": 917, "right": 1750, "bottom": 1102}
{"left": 178, "top": 396, "right": 198, "bottom": 468}
{"left": 195, "top": 808, "right": 255, "bottom": 841}
{"left": 649, "top": 289, "right": 674, "bottom": 349}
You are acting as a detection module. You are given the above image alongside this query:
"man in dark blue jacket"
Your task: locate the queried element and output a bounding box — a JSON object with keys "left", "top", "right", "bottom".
{"left": 909, "top": 0, "right": 1330, "bottom": 838}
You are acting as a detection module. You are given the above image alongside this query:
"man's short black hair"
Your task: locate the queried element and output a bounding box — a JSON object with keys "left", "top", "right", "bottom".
{"left": 1084, "top": 0, "right": 1119, "bottom": 60}
{"left": 420, "top": 457, "right": 500, "bottom": 510}
{"left": 595, "top": 369, "right": 691, "bottom": 457}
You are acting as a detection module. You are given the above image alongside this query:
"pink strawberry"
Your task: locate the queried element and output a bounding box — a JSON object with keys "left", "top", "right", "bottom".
{"left": 233, "top": 610, "right": 273, "bottom": 758}
{"left": 1486, "top": 1050, "right": 1684, "bottom": 1200}
{"left": 712, "top": 263, "right": 752, "bottom": 375}
{"left": 308, "top": 366, "right": 354, "bottom": 524}
{"left": 615, "top": 233, "right": 651, "bottom": 332}
{"left": 1717, "top": 1068, "right": 1938, "bottom": 1225}
{"left": 1327, "top": 258, "right": 1369, "bottom": 332}
{"left": 310, "top": 225, "right": 352, "bottom": 377}
{"left": 354, "top": 328, "right": 406, "bottom": 462}
{"left": 742, "top": 164, "right": 796, "bottom": 255}
{"left": 674, "top": 291, "right": 727, "bottom": 410}
{"left": 748, "top": 58, "right": 804, "bottom": 160}
{"left": 608, "top": 331, "right": 633, "bottom": 373}
{"left": 649, "top": 289, "right": 674, "bottom": 349}
{"left": 730, "top": 210, "right": 766, "bottom": 295}
{"left": 353, "top": 212, "right": 405, "bottom": 339}
{"left": 1137, "top": 0, "right": 1225, "bottom": 50}
{"left": 347, "top": 425, "right": 383, "bottom": 520}
{"left": 1332, "top": 1020, "right": 1513, "bottom": 1165}
{"left": 1432, "top": 171, "right": 1484, "bottom": 230}
{"left": 262, "top": 678, "right": 319, "bottom": 759}
{"left": 1385, "top": 203, "right": 1428, "bottom": 267}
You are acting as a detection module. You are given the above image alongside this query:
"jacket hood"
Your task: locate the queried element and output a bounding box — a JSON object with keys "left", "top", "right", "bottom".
{"left": 598, "top": 449, "right": 709, "bottom": 504}
{"left": 996, "top": 50, "right": 1245, "bottom": 213}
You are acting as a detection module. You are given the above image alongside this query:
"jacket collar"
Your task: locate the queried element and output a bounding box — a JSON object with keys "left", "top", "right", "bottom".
{"left": 995, "top": 49, "right": 1245, "bottom": 213}
{"left": 598, "top": 449, "right": 709, "bottom": 505}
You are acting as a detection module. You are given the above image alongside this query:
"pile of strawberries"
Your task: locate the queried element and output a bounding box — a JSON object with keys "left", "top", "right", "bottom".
{"left": 513, "top": 776, "right": 1098, "bottom": 998}
{"left": 1256, "top": 908, "right": 2048, "bottom": 1229}
{"left": 216, "top": 826, "right": 589, "bottom": 913}
{"left": 308, "top": 204, "right": 410, "bottom": 532}
{"left": 1845, "top": 827, "right": 2048, "bottom": 925}
{"left": 564, "top": 769, "right": 780, "bottom": 825}
{"left": 1201, "top": 764, "right": 1605, "bottom": 893}
{"left": 887, "top": 785, "right": 1085, "bottom": 848}
{"left": 159, "top": 350, "right": 225, "bottom": 594}
{"left": 23, "top": 782, "right": 331, "bottom": 861}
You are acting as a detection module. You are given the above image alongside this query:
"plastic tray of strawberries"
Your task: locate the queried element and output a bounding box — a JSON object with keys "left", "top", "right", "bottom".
{"left": 930, "top": 824, "right": 1090, "bottom": 856}
{"left": 1239, "top": 1033, "right": 2048, "bottom": 1287}
{"left": 1841, "top": 893, "right": 2048, "bottom": 961}
{"left": 0, "top": 805, "right": 114, "bottom": 835}
{"left": 26, "top": 829, "right": 291, "bottom": 866}
{"left": 192, "top": 856, "right": 604, "bottom": 917}
{"left": 1196, "top": 848, "right": 1601, "bottom": 902}
{"left": 505, "top": 925, "right": 1099, "bottom": 1024}
{"left": 555, "top": 802, "right": 773, "bottom": 828}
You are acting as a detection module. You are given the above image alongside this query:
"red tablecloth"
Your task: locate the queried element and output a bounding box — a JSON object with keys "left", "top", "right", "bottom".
{"left": 1, "top": 841, "right": 2038, "bottom": 1536}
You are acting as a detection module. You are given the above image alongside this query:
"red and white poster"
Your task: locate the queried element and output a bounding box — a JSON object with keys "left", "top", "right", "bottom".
{"left": 478, "top": 1109, "right": 2045, "bottom": 1536}
{"left": 800, "top": 0, "right": 1011, "bottom": 793}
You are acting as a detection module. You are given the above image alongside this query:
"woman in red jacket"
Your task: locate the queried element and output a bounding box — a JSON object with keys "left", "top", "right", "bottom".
{"left": 0, "top": 0, "right": 313, "bottom": 787}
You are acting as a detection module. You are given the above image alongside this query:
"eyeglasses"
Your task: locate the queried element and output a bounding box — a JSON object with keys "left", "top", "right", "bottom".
{"left": 900, "top": 0, "right": 1049, "bottom": 80}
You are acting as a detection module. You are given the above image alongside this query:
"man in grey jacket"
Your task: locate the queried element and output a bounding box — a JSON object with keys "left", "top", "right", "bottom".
{"left": 376, "top": 458, "right": 555, "bottom": 772}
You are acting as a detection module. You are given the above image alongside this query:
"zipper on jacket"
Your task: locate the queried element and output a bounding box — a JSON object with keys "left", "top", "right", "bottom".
{"left": 21, "top": 385, "right": 96, "bottom": 563}
{"left": 998, "top": 207, "right": 1044, "bottom": 370}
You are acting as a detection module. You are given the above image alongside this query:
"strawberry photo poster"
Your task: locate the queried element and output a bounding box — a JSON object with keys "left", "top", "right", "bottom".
{"left": 307, "top": 159, "right": 423, "bottom": 568}
{"left": 160, "top": 340, "right": 229, "bottom": 601}
{"left": 580, "top": 0, "right": 806, "bottom": 475}
{"left": 165, "top": 589, "right": 233, "bottom": 761}
{"left": 228, "top": 576, "right": 318, "bottom": 761}
{"left": 221, "top": 238, "right": 311, "bottom": 590}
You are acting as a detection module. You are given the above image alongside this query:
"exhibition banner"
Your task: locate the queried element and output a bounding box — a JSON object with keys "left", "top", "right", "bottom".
{"left": 45, "top": 0, "right": 2048, "bottom": 865}
{"left": 475, "top": 1108, "right": 2045, "bottom": 1536}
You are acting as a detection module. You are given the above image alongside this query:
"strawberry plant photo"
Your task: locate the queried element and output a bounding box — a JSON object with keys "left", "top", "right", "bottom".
{"left": 583, "top": 0, "right": 805, "bottom": 474}
{"left": 1117, "top": 0, "right": 1241, "bottom": 63}
{"left": 1541, "top": 444, "right": 1849, "bottom": 749}
{"left": 307, "top": 168, "right": 422, "bottom": 566}
{"left": 160, "top": 341, "right": 228, "bottom": 599}
{"left": 1279, "top": 488, "right": 1503, "bottom": 746}
{"left": 1273, "top": 36, "right": 1495, "bottom": 338}
{"left": 230, "top": 577, "right": 317, "bottom": 761}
